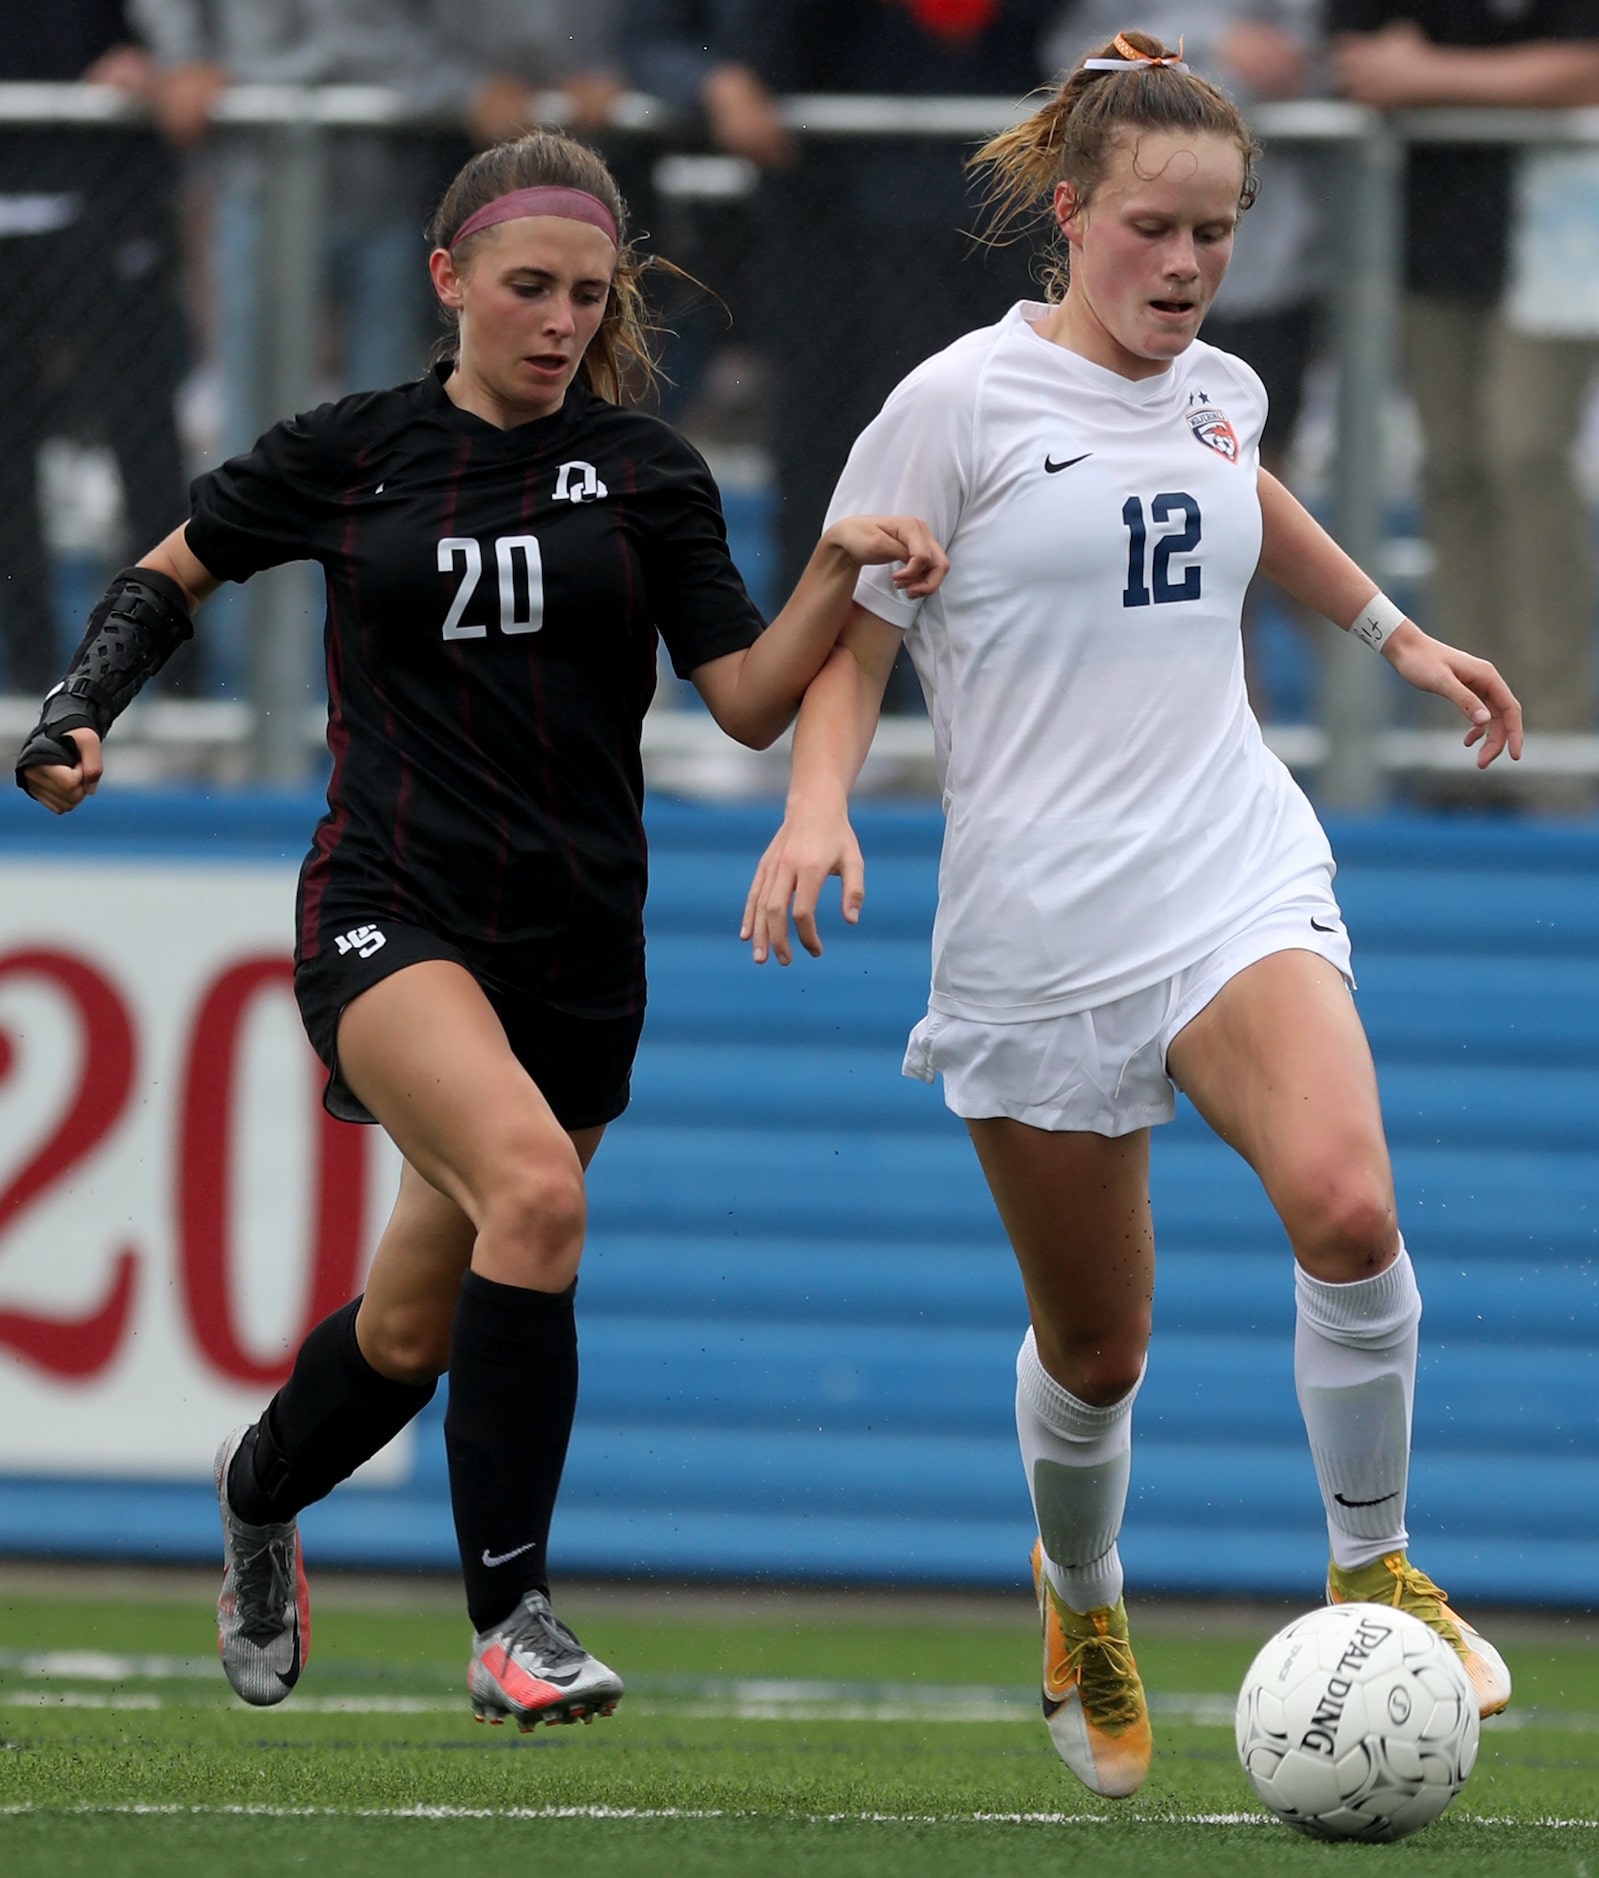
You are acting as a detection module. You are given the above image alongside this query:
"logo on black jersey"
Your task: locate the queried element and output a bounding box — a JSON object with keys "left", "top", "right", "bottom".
{"left": 554, "top": 460, "right": 608, "bottom": 504}
{"left": 334, "top": 924, "right": 387, "bottom": 960}
{"left": 1185, "top": 391, "right": 1239, "bottom": 462}
{"left": 1044, "top": 452, "right": 1092, "bottom": 475}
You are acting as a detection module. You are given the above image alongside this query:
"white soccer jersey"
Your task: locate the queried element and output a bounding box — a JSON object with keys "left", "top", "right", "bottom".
{"left": 829, "top": 302, "right": 1335, "bottom": 1021}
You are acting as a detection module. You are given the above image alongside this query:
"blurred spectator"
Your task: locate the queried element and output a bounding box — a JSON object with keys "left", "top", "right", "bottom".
{"left": 432, "top": 1, "right": 624, "bottom": 147}
{"left": 129, "top": 0, "right": 494, "bottom": 453}
{"left": 624, "top": 1, "right": 793, "bottom": 167}
{"left": 720, "top": 0, "right": 1060, "bottom": 707}
{"left": 0, "top": 1, "right": 191, "bottom": 693}
{"left": 618, "top": 2, "right": 793, "bottom": 435}
{"left": 1331, "top": 4, "right": 1599, "bottom": 792}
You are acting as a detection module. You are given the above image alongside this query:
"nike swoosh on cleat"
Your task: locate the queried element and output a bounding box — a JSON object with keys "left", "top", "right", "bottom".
{"left": 1044, "top": 453, "right": 1092, "bottom": 474}
{"left": 1333, "top": 1490, "right": 1400, "bottom": 1508}
{"left": 481, "top": 1541, "right": 539, "bottom": 1567}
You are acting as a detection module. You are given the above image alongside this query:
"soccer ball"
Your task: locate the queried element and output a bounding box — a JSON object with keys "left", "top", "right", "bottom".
{"left": 1235, "top": 1601, "right": 1478, "bottom": 1842}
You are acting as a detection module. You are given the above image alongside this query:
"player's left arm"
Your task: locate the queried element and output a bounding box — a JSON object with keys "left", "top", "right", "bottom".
{"left": 689, "top": 514, "right": 945, "bottom": 749}
{"left": 1256, "top": 466, "right": 1523, "bottom": 766}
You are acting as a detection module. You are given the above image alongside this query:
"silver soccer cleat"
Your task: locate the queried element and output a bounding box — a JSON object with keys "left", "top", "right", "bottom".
{"left": 213, "top": 1425, "right": 309, "bottom": 1707}
{"left": 468, "top": 1589, "right": 623, "bottom": 1729}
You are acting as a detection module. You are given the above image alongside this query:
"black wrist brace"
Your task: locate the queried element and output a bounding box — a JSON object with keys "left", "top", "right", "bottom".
{"left": 15, "top": 566, "right": 195, "bottom": 787}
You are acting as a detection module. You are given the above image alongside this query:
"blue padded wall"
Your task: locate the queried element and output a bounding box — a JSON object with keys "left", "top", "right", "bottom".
{"left": 0, "top": 793, "right": 1595, "bottom": 1605}
{"left": 555, "top": 803, "right": 1599, "bottom": 1604}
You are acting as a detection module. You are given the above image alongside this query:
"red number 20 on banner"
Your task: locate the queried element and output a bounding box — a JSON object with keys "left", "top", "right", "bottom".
{"left": 0, "top": 949, "right": 369, "bottom": 1386}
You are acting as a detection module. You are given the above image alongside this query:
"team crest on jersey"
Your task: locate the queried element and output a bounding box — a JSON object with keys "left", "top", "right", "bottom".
{"left": 1185, "top": 391, "right": 1239, "bottom": 463}
{"left": 554, "top": 460, "right": 608, "bottom": 503}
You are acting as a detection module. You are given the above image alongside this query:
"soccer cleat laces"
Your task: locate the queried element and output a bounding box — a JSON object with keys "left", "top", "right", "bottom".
{"left": 468, "top": 1589, "right": 623, "bottom": 1729}
{"left": 1327, "top": 1550, "right": 1511, "bottom": 1719}
{"left": 213, "top": 1427, "right": 309, "bottom": 1707}
{"left": 1032, "top": 1540, "right": 1152, "bottom": 1797}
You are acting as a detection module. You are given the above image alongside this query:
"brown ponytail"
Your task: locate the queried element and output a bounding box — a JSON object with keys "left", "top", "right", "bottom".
{"left": 971, "top": 29, "right": 1260, "bottom": 297}
{"left": 427, "top": 129, "right": 660, "bottom": 404}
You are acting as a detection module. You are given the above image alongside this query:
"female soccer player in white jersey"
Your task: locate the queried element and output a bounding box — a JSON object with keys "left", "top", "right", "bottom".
{"left": 741, "top": 30, "right": 1522, "bottom": 1800}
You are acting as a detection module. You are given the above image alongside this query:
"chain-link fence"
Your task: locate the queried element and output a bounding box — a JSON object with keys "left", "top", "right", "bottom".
{"left": 2, "top": 85, "right": 1598, "bottom": 803}
{"left": 0, "top": 100, "right": 191, "bottom": 697}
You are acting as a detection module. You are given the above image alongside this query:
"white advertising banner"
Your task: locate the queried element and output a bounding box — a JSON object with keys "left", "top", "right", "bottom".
{"left": 0, "top": 858, "right": 405, "bottom": 1479}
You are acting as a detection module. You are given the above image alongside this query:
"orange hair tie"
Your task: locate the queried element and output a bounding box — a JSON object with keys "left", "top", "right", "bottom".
{"left": 1082, "top": 33, "right": 1188, "bottom": 72}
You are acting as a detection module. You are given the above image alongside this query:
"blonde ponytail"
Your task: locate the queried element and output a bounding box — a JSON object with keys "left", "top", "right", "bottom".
{"left": 970, "top": 29, "right": 1259, "bottom": 296}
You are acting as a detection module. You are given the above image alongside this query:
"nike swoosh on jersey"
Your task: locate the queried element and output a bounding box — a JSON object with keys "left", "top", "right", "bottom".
{"left": 1310, "top": 917, "right": 1339, "bottom": 933}
{"left": 481, "top": 1541, "right": 539, "bottom": 1568}
{"left": 1044, "top": 453, "right": 1092, "bottom": 474}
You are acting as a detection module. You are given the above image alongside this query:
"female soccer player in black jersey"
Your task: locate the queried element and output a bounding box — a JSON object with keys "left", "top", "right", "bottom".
{"left": 15, "top": 128, "right": 945, "bottom": 1728}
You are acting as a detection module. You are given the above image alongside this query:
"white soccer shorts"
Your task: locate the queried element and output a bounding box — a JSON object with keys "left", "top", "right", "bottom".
{"left": 903, "top": 890, "right": 1355, "bottom": 1136}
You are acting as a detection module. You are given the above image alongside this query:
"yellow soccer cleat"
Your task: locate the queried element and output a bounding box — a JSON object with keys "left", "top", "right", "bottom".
{"left": 1327, "top": 1550, "right": 1511, "bottom": 1719}
{"left": 1031, "top": 1539, "right": 1152, "bottom": 1798}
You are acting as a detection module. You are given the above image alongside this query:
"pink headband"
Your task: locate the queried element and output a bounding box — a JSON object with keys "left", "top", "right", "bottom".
{"left": 450, "top": 185, "right": 619, "bottom": 249}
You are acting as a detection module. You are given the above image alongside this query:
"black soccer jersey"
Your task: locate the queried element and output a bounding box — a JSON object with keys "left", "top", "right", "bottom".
{"left": 187, "top": 365, "right": 764, "bottom": 1014}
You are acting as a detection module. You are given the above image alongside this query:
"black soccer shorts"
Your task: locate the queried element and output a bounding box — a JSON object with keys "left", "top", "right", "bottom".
{"left": 293, "top": 916, "right": 644, "bottom": 1131}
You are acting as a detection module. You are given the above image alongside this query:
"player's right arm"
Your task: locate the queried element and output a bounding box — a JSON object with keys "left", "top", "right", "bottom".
{"left": 18, "top": 387, "right": 341, "bottom": 811}
{"left": 15, "top": 524, "right": 221, "bottom": 814}
{"left": 741, "top": 342, "right": 971, "bottom": 961}
{"left": 740, "top": 604, "right": 902, "bottom": 965}
{"left": 141, "top": 524, "right": 223, "bottom": 611}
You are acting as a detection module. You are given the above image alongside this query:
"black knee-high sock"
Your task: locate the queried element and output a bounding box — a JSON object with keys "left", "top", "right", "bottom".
{"left": 444, "top": 1270, "right": 578, "bottom": 1634}
{"left": 228, "top": 1297, "right": 437, "bottom": 1525}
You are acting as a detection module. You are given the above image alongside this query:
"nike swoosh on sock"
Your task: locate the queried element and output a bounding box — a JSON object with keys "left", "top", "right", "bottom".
{"left": 482, "top": 1541, "right": 539, "bottom": 1567}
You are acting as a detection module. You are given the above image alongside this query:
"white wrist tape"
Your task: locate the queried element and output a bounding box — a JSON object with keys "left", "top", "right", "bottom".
{"left": 1347, "top": 589, "right": 1407, "bottom": 653}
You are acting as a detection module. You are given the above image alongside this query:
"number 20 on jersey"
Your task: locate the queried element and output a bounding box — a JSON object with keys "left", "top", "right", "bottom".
{"left": 438, "top": 534, "right": 544, "bottom": 639}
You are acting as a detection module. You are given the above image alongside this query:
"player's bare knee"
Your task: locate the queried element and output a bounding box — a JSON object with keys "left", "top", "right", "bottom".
{"left": 477, "top": 1152, "right": 587, "bottom": 1283}
{"left": 1034, "top": 1322, "right": 1147, "bottom": 1408}
{"left": 1285, "top": 1166, "right": 1397, "bottom": 1280}
{"left": 357, "top": 1299, "right": 451, "bottom": 1385}
{"left": 1070, "top": 1350, "right": 1146, "bottom": 1407}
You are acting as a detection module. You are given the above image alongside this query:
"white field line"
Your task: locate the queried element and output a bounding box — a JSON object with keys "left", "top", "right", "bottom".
{"left": 0, "top": 1675, "right": 1592, "bottom": 1734}
{"left": 1, "top": 1659, "right": 1596, "bottom": 1735}
{"left": 0, "top": 1689, "right": 1024, "bottom": 1722}
{"left": 0, "top": 1650, "right": 217, "bottom": 1680}
{"left": 0, "top": 1802, "right": 1595, "bottom": 1829}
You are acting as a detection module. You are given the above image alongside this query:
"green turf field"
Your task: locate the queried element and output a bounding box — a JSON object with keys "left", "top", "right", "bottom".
{"left": 0, "top": 1573, "right": 1595, "bottom": 1876}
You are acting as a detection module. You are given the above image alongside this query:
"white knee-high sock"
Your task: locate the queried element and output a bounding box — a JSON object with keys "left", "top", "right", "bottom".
{"left": 1015, "top": 1326, "right": 1141, "bottom": 1614}
{"left": 1294, "top": 1242, "right": 1421, "bottom": 1572}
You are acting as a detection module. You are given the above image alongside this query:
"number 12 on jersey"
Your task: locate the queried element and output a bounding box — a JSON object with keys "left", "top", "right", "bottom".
{"left": 439, "top": 535, "right": 544, "bottom": 639}
{"left": 1121, "top": 493, "right": 1201, "bottom": 608}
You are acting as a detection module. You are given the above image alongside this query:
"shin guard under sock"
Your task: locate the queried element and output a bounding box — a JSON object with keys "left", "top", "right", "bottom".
{"left": 1295, "top": 1244, "right": 1421, "bottom": 1570}
{"left": 444, "top": 1270, "right": 579, "bottom": 1633}
{"left": 228, "top": 1297, "right": 437, "bottom": 1525}
{"left": 1016, "top": 1326, "right": 1141, "bottom": 1614}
